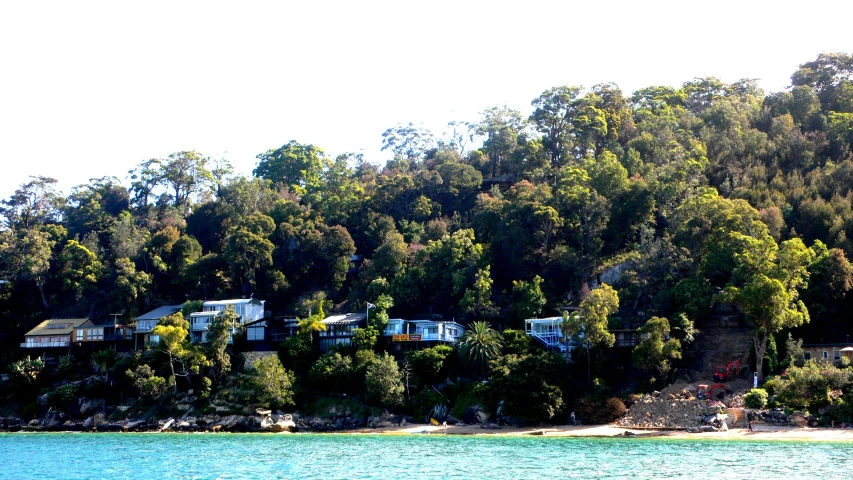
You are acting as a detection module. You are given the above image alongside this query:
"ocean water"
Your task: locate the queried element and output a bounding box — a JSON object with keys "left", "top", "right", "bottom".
{"left": 1, "top": 433, "right": 851, "bottom": 479}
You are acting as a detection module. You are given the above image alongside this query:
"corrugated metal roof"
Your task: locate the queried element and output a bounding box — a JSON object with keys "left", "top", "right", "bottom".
{"left": 25, "top": 319, "right": 92, "bottom": 337}
{"left": 136, "top": 305, "right": 183, "bottom": 321}
{"left": 321, "top": 313, "right": 367, "bottom": 325}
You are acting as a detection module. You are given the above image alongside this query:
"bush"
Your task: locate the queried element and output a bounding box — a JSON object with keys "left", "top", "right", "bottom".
{"left": 574, "top": 396, "right": 626, "bottom": 424}
{"left": 744, "top": 388, "right": 768, "bottom": 409}
{"left": 411, "top": 389, "right": 447, "bottom": 420}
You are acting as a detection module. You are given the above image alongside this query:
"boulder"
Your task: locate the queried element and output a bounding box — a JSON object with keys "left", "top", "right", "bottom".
{"left": 79, "top": 399, "right": 106, "bottom": 418}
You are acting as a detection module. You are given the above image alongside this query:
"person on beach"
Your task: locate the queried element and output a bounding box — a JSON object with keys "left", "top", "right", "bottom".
{"left": 748, "top": 418, "right": 753, "bottom": 432}
{"left": 570, "top": 412, "right": 576, "bottom": 426}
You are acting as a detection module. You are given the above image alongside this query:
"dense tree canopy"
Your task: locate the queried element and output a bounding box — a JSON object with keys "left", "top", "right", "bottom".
{"left": 5, "top": 54, "right": 853, "bottom": 405}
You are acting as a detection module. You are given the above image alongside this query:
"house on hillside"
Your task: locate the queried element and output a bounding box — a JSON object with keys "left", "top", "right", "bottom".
{"left": 189, "top": 298, "right": 266, "bottom": 344}
{"left": 243, "top": 316, "right": 299, "bottom": 351}
{"left": 134, "top": 305, "right": 183, "bottom": 349}
{"left": 21, "top": 318, "right": 93, "bottom": 359}
{"left": 525, "top": 315, "right": 639, "bottom": 354}
{"left": 802, "top": 343, "right": 853, "bottom": 365}
{"left": 73, "top": 322, "right": 135, "bottom": 352}
{"left": 318, "top": 313, "right": 366, "bottom": 352}
{"left": 383, "top": 318, "right": 465, "bottom": 351}
{"left": 524, "top": 316, "right": 568, "bottom": 353}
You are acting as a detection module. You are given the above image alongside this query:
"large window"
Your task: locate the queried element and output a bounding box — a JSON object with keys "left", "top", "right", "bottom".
{"left": 247, "top": 327, "right": 264, "bottom": 341}
{"left": 76, "top": 330, "right": 83, "bottom": 341}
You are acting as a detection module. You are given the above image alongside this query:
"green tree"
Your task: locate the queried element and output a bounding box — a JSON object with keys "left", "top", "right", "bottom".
{"left": 92, "top": 346, "right": 117, "bottom": 380}
{"left": 408, "top": 345, "right": 453, "bottom": 385}
{"left": 530, "top": 85, "right": 584, "bottom": 166}
{"left": 509, "top": 275, "right": 547, "bottom": 326}
{"left": 206, "top": 305, "right": 239, "bottom": 383}
{"left": 254, "top": 140, "right": 328, "bottom": 194}
{"left": 58, "top": 239, "right": 103, "bottom": 312}
{"left": 353, "top": 326, "right": 380, "bottom": 351}
{"left": 0, "top": 225, "right": 61, "bottom": 310}
{"left": 458, "top": 321, "right": 503, "bottom": 378}
{"left": 308, "top": 352, "right": 354, "bottom": 393}
{"left": 126, "top": 364, "right": 170, "bottom": 400}
{"left": 9, "top": 356, "right": 44, "bottom": 388}
{"left": 365, "top": 352, "right": 404, "bottom": 407}
{"left": 632, "top": 317, "right": 682, "bottom": 380}
{"left": 488, "top": 352, "right": 565, "bottom": 423}
{"left": 160, "top": 150, "right": 213, "bottom": 206}
{"left": 460, "top": 266, "right": 498, "bottom": 320}
{"left": 223, "top": 213, "right": 276, "bottom": 291}
{"left": 251, "top": 356, "right": 296, "bottom": 408}
{"left": 722, "top": 235, "right": 813, "bottom": 380}
{"left": 152, "top": 312, "right": 208, "bottom": 392}
{"left": 562, "top": 283, "right": 619, "bottom": 384}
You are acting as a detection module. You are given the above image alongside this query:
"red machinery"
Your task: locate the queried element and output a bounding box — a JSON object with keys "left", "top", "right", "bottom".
{"left": 697, "top": 383, "right": 729, "bottom": 401}
{"left": 713, "top": 360, "right": 741, "bottom": 382}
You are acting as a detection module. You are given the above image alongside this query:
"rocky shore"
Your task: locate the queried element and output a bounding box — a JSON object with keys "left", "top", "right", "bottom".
{"left": 0, "top": 410, "right": 423, "bottom": 434}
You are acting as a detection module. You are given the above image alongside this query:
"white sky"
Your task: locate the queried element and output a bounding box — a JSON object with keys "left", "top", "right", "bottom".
{"left": 1, "top": 0, "right": 851, "bottom": 200}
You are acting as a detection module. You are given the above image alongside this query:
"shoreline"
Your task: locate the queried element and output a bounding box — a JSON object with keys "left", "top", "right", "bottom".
{"left": 7, "top": 424, "right": 853, "bottom": 441}
{"left": 344, "top": 423, "right": 853, "bottom": 441}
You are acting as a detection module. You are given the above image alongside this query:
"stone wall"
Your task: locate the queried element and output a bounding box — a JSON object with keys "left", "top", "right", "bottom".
{"left": 682, "top": 303, "right": 752, "bottom": 380}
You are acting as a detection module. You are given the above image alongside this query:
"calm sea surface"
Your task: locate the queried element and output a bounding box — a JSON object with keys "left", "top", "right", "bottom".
{"left": 1, "top": 433, "right": 852, "bottom": 479}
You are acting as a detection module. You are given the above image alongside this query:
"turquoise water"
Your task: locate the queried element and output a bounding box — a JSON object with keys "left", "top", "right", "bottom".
{"left": 1, "top": 433, "right": 851, "bottom": 479}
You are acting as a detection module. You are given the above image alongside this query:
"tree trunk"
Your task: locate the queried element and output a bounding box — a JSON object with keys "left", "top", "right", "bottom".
{"left": 168, "top": 352, "right": 177, "bottom": 393}
{"left": 754, "top": 328, "right": 767, "bottom": 382}
{"left": 37, "top": 282, "right": 49, "bottom": 312}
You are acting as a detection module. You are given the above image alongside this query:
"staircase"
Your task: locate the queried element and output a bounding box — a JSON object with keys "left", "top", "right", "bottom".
{"left": 528, "top": 330, "right": 567, "bottom": 353}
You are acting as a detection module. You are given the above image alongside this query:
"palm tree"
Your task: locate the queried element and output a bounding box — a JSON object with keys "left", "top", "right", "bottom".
{"left": 458, "top": 321, "right": 503, "bottom": 378}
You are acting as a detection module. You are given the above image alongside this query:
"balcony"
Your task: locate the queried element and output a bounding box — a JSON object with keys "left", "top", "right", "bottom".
{"left": 21, "top": 341, "right": 69, "bottom": 348}
{"left": 417, "top": 333, "right": 460, "bottom": 343}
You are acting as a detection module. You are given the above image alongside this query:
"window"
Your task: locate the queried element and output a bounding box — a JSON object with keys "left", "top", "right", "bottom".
{"left": 76, "top": 330, "right": 83, "bottom": 341}
{"left": 247, "top": 327, "right": 264, "bottom": 341}
{"left": 824, "top": 351, "right": 829, "bottom": 360}
{"left": 834, "top": 350, "right": 841, "bottom": 361}
{"left": 804, "top": 352, "right": 811, "bottom": 360}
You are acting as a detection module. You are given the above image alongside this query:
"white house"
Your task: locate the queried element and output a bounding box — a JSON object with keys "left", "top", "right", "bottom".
{"left": 189, "top": 298, "right": 266, "bottom": 344}
{"left": 383, "top": 319, "right": 465, "bottom": 344}
{"left": 524, "top": 316, "right": 570, "bottom": 353}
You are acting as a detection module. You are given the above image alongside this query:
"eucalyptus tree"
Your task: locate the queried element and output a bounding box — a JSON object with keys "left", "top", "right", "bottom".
{"left": 561, "top": 283, "right": 619, "bottom": 385}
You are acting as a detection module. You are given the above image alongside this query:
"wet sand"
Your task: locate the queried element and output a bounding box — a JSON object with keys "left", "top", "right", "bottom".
{"left": 349, "top": 423, "right": 853, "bottom": 441}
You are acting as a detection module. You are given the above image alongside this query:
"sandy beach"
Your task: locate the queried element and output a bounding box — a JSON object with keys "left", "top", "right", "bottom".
{"left": 349, "top": 423, "right": 853, "bottom": 441}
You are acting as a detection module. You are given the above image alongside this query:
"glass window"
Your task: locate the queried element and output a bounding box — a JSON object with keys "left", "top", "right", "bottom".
{"left": 804, "top": 352, "right": 811, "bottom": 360}
{"left": 824, "top": 351, "right": 829, "bottom": 360}
{"left": 76, "top": 330, "right": 83, "bottom": 341}
{"left": 834, "top": 350, "right": 841, "bottom": 360}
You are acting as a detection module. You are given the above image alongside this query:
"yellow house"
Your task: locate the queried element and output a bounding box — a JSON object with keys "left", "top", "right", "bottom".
{"left": 801, "top": 343, "right": 853, "bottom": 365}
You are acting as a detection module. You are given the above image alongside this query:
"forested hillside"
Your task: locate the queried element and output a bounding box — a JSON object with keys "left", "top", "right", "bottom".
{"left": 3, "top": 52, "right": 853, "bottom": 372}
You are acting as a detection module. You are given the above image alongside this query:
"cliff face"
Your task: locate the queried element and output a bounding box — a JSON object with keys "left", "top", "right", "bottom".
{"left": 682, "top": 304, "right": 752, "bottom": 380}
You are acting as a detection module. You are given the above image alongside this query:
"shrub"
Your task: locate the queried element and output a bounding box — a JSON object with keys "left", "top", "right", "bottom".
{"left": 411, "top": 389, "right": 446, "bottom": 420}
{"left": 744, "top": 388, "right": 769, "bottom": 409}
{"left": 574, "top": 396, "right": 626, "bottom": 424}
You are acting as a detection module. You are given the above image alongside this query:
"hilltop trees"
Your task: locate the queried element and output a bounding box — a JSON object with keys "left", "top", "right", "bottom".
{"left": 9, "top": 53, "right": 853, "bottom": 421}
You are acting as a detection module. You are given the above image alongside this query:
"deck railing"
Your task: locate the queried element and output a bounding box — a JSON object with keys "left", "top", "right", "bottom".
{"left": 527, "top": 331, "right": 567, "bottom": 353}
{"left": 21, "top": 341, "right": 69, "bottom": 348}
